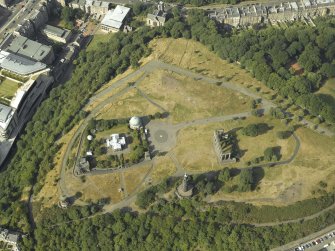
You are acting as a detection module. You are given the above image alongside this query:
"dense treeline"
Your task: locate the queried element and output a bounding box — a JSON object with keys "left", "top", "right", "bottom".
{"left": 188, "top": 12, "right": 335, "bottom": 122}
{"left": 31, "top": 197, "right": 335, "bottom": 251}
{"left": 0, "top": 28, "right": 157, "bottom": 231}
{"left": 161, "top": 11, "right": 335, "bottom": 122}
{"left": 1, "top": 7, "right": 334, "bottom": 248}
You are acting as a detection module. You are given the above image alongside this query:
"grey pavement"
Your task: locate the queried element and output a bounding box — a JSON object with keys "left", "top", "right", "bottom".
{"left": 57, "top": 58, "right": 329, "bottom": 228}
{"left": 272, "top": 224, "right": 335, "bottom": 251}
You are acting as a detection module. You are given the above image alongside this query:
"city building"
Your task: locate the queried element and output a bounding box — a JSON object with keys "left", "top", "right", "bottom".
{"left": 239, "top": 4, "right": 267, "bottom": 26}
{"left": 42, "top": 25, "right": 72, "bottom": 43}
{"left": 84, "top": 0, "right": 111, "bottom": 18}
{"left": 208, "top": 0, "right": 335, "bottom": 27}
{"left": 0, "top": 51, "right": 53, "bottom": 166}
{"left": 0, "top": 35, "right": 55, "bottom": 64}
{"left": 147, "top": 2, "right": 168, "bottom": 27}
{"left": 106, "top": 133, "right": 126, "bottom": 151}
{"left": 0, "top": 228, "right": 20, "bottom": 251}
{"left": 69, "top": 0, "right": 86, "bottom": 10}
{"left": 129, "top": 116, "right": 141, "bottom": 130}
{"left": 14, "top": 5, "right": 49, "bottom": 39}
{"left": 100, "top": 5, "right": 131, "bottom": 33}
{"left": 0, "top": 50, "right": 48, "bottom": 76}
{"left": 0, "top": 0, "right": 11, "bottom": 7}
{"left": 0, "top": 75, "right": 53, "bottom": 139}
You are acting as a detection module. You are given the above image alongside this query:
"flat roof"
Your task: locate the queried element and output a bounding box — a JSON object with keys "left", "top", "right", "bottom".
{"left": 43, "top": 25, "right": 67, "bottom": 37}
{"left": 0, "top": 104, "right": 12, "bottom": 123}
{"left": 101, "top": 5, "right": 130, "bottom": 29}
{"left": 6, "top": 36, "right": 52, "bottom": 62}
{"left": 10, "top": 79, "right": 36, "bottom": 109}
{"left": 0, "top": 50, "right": 47, "bottom": 75}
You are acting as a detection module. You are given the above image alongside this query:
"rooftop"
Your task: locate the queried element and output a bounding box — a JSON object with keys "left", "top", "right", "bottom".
{"left": 43, "top": 25, "right": 71, "bottom": 39}
{"left": 10, "top": 79, "right": 36, "bottom": 109}
{"left": 0, "top": 50, "right": 47, "bottom": 76}
{"left": 0, "top": 104, "right": 12, "bottom": 123}
{"left": 101, "top": 5, "right": 131, "bottom": 29}
{"left": 6, "top": 35, "right": 52, "bottom": 62}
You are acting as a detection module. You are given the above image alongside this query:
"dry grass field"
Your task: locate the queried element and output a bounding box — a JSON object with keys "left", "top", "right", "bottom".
{"left": 173, "top": 116, "right": 294, "bottom": 172}
{"left": 210, "top": 127, "right": 335, "bottom": 206}
{"left": 40, "top": 37, "right": 335, "bottom": 208}
{"left": 137, "top": 70, "right": 252, "bottom": 123}
{"left": 151, "top": 156, "right": 177, "bottom": 182}
{"left": 65, "top": 172, "right": 123, "bottom": 204}
{"left": 123, "top": 164, "right": 152, "bottom": 195}
{"left": 148, "top": 38, "right": 275, "bottom": 97}
{"left": 96, "top": 88, "right": 162, "bottom": 120}
{"left": 35, "top": 123, "right": 83, "bottom": 208}
{"left": 317, "top": 78, "right": 335, "bottom": 99}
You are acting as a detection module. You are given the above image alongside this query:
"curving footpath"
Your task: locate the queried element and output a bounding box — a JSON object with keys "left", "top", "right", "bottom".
{"left": 56, "top": 59, "right": 335, "bottom": 233}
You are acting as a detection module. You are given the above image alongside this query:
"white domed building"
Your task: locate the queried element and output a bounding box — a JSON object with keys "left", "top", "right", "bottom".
{"left": 129, "top": 116, "right": 142, "bottom": 130}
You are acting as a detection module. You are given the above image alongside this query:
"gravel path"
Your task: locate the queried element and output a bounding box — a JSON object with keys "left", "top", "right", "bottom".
{"left": 57, "top": 59, "right": 332, "bottom": 231}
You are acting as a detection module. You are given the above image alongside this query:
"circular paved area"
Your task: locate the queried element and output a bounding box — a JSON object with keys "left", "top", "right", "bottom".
{"left": 146, "top": 121, "right": 177, "bottom": 152}
{"left": 154, "top": 130, "right": 169, "bottom": 143}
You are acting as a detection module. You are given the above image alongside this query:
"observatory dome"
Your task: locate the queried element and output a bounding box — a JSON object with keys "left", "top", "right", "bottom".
{"left": 129, "top": 116, "right": 141, "bottom": 129}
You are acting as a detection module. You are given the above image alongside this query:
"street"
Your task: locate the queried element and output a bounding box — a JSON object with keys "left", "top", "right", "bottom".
{"left": 0, "top": 0, "right": 42, "bottom": 40}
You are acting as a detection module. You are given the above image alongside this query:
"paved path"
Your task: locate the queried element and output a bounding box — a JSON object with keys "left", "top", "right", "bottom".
{"left": 59, "top": 59, "right": 270, "bottom": 197}
{"left": 57, "top": 59, "right": 334, "bottom": 232}
{"left": 135, "top": 86, "right": 168, "bottom": 113}
{"left": 120, "top": 172, "right": 128, "bottom": 198}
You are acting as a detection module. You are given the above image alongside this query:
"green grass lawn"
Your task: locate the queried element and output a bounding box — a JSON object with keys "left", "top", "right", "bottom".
{"left": 87, "top": 34, "right": 114, "bottom": 51}
{"left": 318, "top": 78, "right": 335, "bottom": 98}
{"left": 95, "top": 124, "right": 130, "bottom": 139}
{"left": 0, "top": 78, "right": 20, "bottom": 98}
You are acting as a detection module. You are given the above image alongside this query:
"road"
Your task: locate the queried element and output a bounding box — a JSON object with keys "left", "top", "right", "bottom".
{"left": 272, "top": 224, "right": 335, "bottom": 251}
{"left": 0, "top": 0, "right": 43, "bottom": 39}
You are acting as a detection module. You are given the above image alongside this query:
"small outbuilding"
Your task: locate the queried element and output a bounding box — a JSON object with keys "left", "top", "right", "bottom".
{"left": 106, "top": 134, "right": 126, "bottom": 151}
